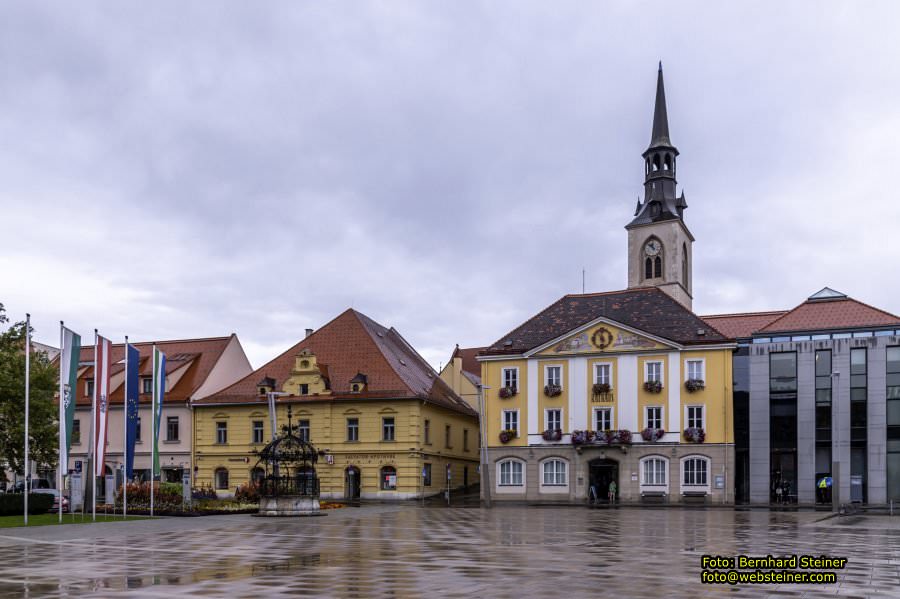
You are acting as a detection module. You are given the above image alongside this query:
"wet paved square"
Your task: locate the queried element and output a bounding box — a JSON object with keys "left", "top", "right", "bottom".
{"left": 0, "top": 505, "right": 898, "bottom": 598}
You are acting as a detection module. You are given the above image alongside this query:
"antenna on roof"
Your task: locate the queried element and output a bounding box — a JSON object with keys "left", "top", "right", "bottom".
{"left": 582, "top": 268, "right": 585, "bottom": 294}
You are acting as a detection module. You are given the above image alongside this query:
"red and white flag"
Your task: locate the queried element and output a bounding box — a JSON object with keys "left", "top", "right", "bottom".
{"left": 94, "top": 335, "right": 112, "bottom": 477}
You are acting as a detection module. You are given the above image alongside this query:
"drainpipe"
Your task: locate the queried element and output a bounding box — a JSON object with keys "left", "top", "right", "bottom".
{"left": 478, "top": 383, "right": 491, "bottom": 507}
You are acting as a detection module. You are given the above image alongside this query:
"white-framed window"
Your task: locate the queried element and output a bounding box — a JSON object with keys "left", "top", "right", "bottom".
{"left": 685, "top": 405, "right": 705, "bottom": 429}
{"left": 641, "top": 456, "right": 668, "bottom": 487}
{"left": 498, "top": 459, "right": 524, "bottom": 486}
{"left": 594, "top": 407, "right": 613, "bottom": 431}
{"left": 645, "top": 406, "right": 663, "bottom": 429}
{"left": 686, "top": 358, "right": 705, "bottom": 381}
{"left": 541, "top": 459, "right": 567, "bottom": 486}
{"left": 682, "top": 456, "right": 709, "bottom": 487}
{"left": 545, "top": 365, "right": 562, "bottom": 388}
{"left": 545, "top": 408, "right": 562, "bottom": 431}
{"left": 594, "top": 362, "right": 613, "bottom": 388}
{"left": 501, "top": 367, "right": 519, "bottom": 390}
{"left": 502, "top": 409, "right": 519, "bottom": 433}
{"left": 644, "top": 360, "right": 664, "bottom": 384}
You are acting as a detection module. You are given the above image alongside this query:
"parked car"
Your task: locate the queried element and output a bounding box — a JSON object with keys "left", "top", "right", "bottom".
{"left": 11, "top": 479, "right": 52, "bottom": 493}
{"left": 31, "top": 488, "right": 69, "bottom": 513}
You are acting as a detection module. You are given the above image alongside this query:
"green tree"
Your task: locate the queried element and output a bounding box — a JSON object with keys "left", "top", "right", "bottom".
{"left": 0, "top": 303, "right": 59, "bottom": 477}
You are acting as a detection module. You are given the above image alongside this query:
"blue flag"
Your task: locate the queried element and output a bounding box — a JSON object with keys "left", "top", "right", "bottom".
{"left": 125, "top": 344, "right": 140, "bottom": 479}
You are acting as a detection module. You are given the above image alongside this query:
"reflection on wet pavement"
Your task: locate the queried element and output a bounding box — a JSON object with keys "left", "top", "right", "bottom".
{"left": 0, "top": 505, "right": 898, "bottom": 597}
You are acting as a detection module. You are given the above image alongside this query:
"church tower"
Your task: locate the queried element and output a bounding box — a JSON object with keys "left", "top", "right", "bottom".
{"left": 626, "top": 63, "right": 694, "bottom": 310}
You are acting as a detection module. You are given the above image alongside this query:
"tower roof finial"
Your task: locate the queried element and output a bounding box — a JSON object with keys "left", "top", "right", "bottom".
{"left": 649, "top": 63, "right": 672, "bottom": 148}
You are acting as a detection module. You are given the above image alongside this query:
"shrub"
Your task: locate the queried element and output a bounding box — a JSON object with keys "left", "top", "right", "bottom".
{"left": 234, "top": 481, "right": 260, "bottom": 503}
{"left": 116, "top": 481, "right": 183, "bottom": 508}
{"left": 0, "top": 493, "right": 54, "bottom": 516}
{"left": 192, "top": 483, "right": 217, "bottom": 500}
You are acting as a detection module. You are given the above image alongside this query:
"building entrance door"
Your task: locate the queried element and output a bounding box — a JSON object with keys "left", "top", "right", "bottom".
{"left": 345, "top": 466, "right": 361, "bottom": 500}
{"left": 588, "top": 458, "right": 619, "bottom": 503}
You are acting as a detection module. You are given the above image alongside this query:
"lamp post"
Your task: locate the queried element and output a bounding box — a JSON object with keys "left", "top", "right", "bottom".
{"left": 477, "top": 384, "right": 492, "bottom": 508}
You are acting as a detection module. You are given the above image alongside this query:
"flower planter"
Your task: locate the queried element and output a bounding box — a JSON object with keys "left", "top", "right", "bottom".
{"left": 542, "top": 429, "right": 562, "bottom": 442}
{"left": 643, "top": 380, "right": 663, "bottom": 394}
{"left": 592, "top": 383, "right": 611, "bottom": 395}
{"left": 570, "top": 430, "right": 595, "bottom": 445}
{"left": 683, "top": 427, "right": 706, "bottom": 443}
{"left": 544, "top": 384, "right": 562, "bottom": 397}
{"left": 684, "top": 379, "right": 705, "bottom": 393}
{"left": 498, "top": 386, "right": 518, "bottom": 399}
{"left": 641, "top": 427, "right": 666, "bottom": 442}
{"left": 499, "top": 430, "right": 517, "bottom": 444}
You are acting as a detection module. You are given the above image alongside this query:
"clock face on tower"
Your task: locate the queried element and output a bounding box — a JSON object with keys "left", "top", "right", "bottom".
{"left": 644, "top": 240, "right": 661, "bottom": 257}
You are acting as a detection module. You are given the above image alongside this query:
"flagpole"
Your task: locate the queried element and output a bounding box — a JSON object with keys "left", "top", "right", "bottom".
{"left": 58, "top": 321, "right": 64, "bottom": 524}
{"left": 123, "top": 336, "right": 128, "bottom": 520}
{"left": 24, "top": 314, "right": 30, "bottom": 526}
{"left": 92, "top": 329, "right": 97, "bottom": 522}
{"left": 150, "top": 344, "right": 155, "bottom": 518}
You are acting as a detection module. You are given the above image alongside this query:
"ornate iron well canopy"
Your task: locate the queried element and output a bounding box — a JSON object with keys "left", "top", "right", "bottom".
{"left": 253, "top": 406, "right": 323, "bottom": 516}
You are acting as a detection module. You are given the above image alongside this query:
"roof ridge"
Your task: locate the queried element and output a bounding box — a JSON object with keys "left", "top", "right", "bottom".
{"left": 760, "top": 295, "right": 900, "bottom": 334}
{"left": 700, "top": 310, "right": 788, "bottom": 319}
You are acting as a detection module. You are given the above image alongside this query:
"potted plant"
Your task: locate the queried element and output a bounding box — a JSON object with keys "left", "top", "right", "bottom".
{"left": 592, "top": 382, "right": 611, "bottom": 396}
{"left": 683, "top": 427, "right": 706, "bottom": 443}
{"left": 684, "top": 379, "right": 705, "bottom": 393}
{"left": 609, "top": 429, "right": 633, "bottom": 445}
{"left": 498, "top": 429, "right": 517, "bottom": 443}
{"left": 544, "top": 384, "right": 562, "bottom": 397}
{"left": 542, "top": 429, "right": 563, "bottom": 442}
{"left": 498, "top": 386, "right": 518, "bottom": 399}
{"left": 641, "top": 427, "right": 666, "bottom": 442}
{"left": 643, "top": 380, "right": 663, "bottom": 394}
{"left": 570, "top": 430, "right": 595, "bottom": 445}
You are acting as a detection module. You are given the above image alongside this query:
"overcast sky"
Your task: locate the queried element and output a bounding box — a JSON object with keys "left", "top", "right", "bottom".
{"left": 3, "top": 2, "right": 900, "bottom": 370}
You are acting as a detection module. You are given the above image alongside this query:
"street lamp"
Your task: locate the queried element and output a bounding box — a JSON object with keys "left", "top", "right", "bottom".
{"left": 266, "top": 392, "right": 290, "bottom": 441}
{"left": 477, "top": 384, "right": 491, "bottom": 508}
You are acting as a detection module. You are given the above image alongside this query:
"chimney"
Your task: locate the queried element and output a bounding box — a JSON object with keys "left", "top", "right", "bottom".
{"left": 305, "top": 328, "right": 314, "bottom": 338}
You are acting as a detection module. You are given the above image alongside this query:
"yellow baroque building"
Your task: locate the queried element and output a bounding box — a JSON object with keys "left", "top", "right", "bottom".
{"left": 480, "top": 290, "right": 736, "bottom": 505}
{"left": 192, "top": 309, "right": 479, "bottom": 500}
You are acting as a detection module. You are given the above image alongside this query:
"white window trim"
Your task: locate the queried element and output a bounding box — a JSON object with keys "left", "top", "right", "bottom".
{"left": 501, "top": 409, "right": 520, "bottom": 434}
{"left": 544, "top": 408, "right": 563, "bottom": 432}
{"left": 544, "top": 364, "right": 563, "bottom": 390}
{"left": 644, "top": 405, "right": 665, "bottom": 430}
{"left": 593, "top": 361, "right": 614, "bottom": 389}
{"left": 501, "top": 367, "right": 520, "bottom": 390}
{"left": 539, "top": 458, "right": 569, "bottom": 488}
{"left": 639, "top": 455, "right": 669, "bottom": 493}
{"left": 497, "top": 458, "right": 525, "bottom": 488}
{"left": 643, "top": 359, "right": 665, "bottom": 385}
{"left": 684, "top": 358, "right": 706, "bottom": 382}
{"left": 684, "top": 404, "right": 705, "bottom": 430}
{"left": 680, "top": 455, "right": 711, "bottom": 494}
{"left": 593, "top": 406, "right": 614, "bottom": 432}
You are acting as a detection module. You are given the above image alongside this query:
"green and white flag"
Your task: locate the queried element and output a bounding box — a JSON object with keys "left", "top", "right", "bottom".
{"left": 59, "top": 326, "right": 81, "bottom": 470}
{"left": 152, "top": 346, "right": 166, "bottom": 477}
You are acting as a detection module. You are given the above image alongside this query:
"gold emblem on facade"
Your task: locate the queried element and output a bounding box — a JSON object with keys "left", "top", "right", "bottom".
{"left": 591, "top": 327, "right": 614, "bottom": 350}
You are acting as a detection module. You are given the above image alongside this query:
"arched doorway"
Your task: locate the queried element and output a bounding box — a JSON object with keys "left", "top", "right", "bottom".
{"left": 588, "top": 458, "right": 619, "bottom": 504}
{"left": 344, "top": 466, "right": 361, "bottom": 500}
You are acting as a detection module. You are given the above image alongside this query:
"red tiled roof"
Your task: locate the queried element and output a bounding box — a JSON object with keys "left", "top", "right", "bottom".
{"left": 482, "top": 287, "right": 728, "bottom": 355}
{"left": 758, "top": 298, "right": 900, "bottom": 334}
{"left": 450, "top": 346, "right": 485, "bottom": 380}
{"left": 196, "top": 309, "right": 476, "bottom": 416}
{"left": 700, "top": 311, "right": 787, "bottom": 339}
{"left": 63, "top": 336, "right": 234, "bottom": 406}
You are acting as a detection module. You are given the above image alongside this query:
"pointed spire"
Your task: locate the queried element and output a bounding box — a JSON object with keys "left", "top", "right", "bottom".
{"left": 649, "top": 62, "right": 672, "bottom": 148}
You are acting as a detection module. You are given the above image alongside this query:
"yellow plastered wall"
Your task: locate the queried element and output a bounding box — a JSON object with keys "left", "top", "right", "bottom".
{"left": 537, "top": 359, "right": 568, "bottom": 432}
{"left": 481, "top": 359, "right": 528, "bottom": 447}
{"left": 585, "top": 356, "right": 618, "bottom": 430}
{"left": 680, "top": 349, "right": 733, "bottom": 443}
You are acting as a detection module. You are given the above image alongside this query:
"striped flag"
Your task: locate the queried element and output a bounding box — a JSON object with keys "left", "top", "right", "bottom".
{"left": 94, "top": 335, "right": 111, "bottom": 477}
{"left": 124, "top": 343, "right": 140, "bottom": 479}
{"left": 152, "top": 346, "right": 166, "bottom": 477}
{"left": 59, "top": 326, "right": 81, "bottom": 470}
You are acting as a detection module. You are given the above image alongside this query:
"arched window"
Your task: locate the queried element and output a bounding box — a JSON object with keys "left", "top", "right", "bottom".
{"left": 654, "top": 256, "right": 662, "bottom": 278}
{"left": 380, "top": 466, "right": 397, "bottom": 490}
{"left": 645, "top": 257, "right": 653, "bottom": 279}
{"left": 652, "top": 155, "right": 660, "bottom": 171}
{"left": 214, "top": 467, "right": 229, "bottom": 490}
{"left": 641, "top": 457, "right": 667, "bottom": 486}
{"left": 498, "top": 459, "right": 524, "bottom": 486}
{"left": 682, "top": 456, "right": 709, "bottom": 487}
{"left": 682, "top": 243, "right": 688, "bottom": 285}
{"left": 541, "top": 459, "right": 567, "bottom": 486}
{"left": 663, "top": 154, "right": 671, "bottom": 170}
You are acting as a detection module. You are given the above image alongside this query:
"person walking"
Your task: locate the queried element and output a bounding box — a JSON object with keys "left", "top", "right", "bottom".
{"left": 608, "top": 480, "right": 617, "bottom": 504}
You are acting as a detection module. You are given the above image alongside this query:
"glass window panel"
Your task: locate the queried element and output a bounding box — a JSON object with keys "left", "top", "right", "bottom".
{"left": 851, "top": 402, "right": 867, "bottom": 427}
{"left": 815, "top": 351, "right": 831, "bottom": 377}
{"left": 811, "top": 334, "right": 830, "bottom": 340}
{"left": 851, "top": 388, "right": 868, "bottom": 402}
{"left": 853, "top": 331, "right": 873, "bottom": 338}
{"left": 887, "top": 400, "right": 900, "bottom": 426}
{"left": 851, "top": 374, "right": 867, "bottom": 389}
{"left": 753, "top": 338, "right": 771, "bottom": 344}
{"left": 887, "top": 373, "right": 900, "bottom": 387}
{"left": 875, "top": 330, "right": 895, "bottom": 337}
{"left": 850, "top": 348, "right": 867, "bottom": 374}
{"left": 770, "top": 352, "right": 797, "bottom": 379}
{"left": 833, "top": 333, "right": 852, "bottom": 339}
{"left": 815, "top": 405, "right": 831, "bottom": 429}
{"left": 887, "top": 347, "right": 900, "bottom": 373}
{"left": 887, "top": 454, "right": 900, "bottom": 501}
{"left": 815, "top": 447, "right": 831, "bottom": 474}
{"left": 888, "top": 386, "right": 900, "bottom": 401}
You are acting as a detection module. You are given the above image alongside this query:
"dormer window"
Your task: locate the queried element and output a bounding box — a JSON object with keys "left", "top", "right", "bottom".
{"left": 257, "top": 376, "right": 276, "bottom": 396}
{"left": 349, "top": 372, "right": 368, "bottom": 394}
{"left": 352, "top": 384, "right": 360, "bottom": 393}
{"left": 299, "top": 384, "right": 309, "bottom": 395}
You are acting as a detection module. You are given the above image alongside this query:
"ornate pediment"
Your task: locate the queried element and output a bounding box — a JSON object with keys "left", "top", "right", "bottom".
{"left": 536, "top": 323, "right": 671, "bottom": 356}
